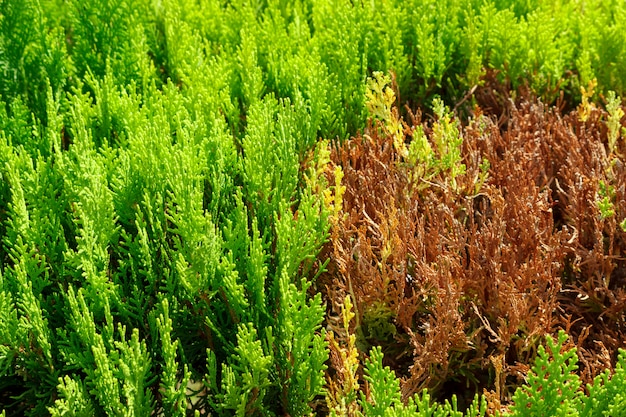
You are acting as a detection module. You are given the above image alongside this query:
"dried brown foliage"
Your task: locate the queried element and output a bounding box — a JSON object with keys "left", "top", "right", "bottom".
{"left": 318, "top": 87, "right": 626, "bottom": 411}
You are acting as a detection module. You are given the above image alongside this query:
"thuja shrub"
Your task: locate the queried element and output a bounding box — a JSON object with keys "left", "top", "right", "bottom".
{"left": 0, "top": 67, "right": 336, "bottom": 417}
{"left": 319, "top": 73, "right": 626, "bottom": 412}
{"left": 4, "top": 0, "right": 626, "bottom": 136}
{"left": 3, "top": 0, "right": 626, "bottom": 415}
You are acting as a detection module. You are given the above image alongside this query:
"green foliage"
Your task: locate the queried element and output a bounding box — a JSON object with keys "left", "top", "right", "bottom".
{"left": 4, "top": 0, "right": 626, "bottom": 131}
{"left": 0, "top": 0, "right": 70, "bottom": 117}
{"left": 205, "top": 324, "right": 272, "bottom": 416}
{"left": 274, "top": 272, "right": 328, "bottom": 416}
{"left": 360, "top": 347, "right": 405, "bottom": 416}
{"left": 155, "top": 299, "right": 189, "bottom": 416}
{"left": 48, "top": 376, "right": 95, "bottom": 417}
{"left": 509, "top": 331, "right": 581, "bottom": 417}
{"left": 581, "top": 349, "right": 626, "bottom": 417}
{"left": 597, "top": 180, "right": 616, "bottom": 220}
{"left": 3, "top": 0, "right": 626, "bottom": 415}
{"left": 360, "top": 347, "right": 487, "bottom": 417}
{"left": 408, "top": 0, "right": 464, "bottom": 100}
{"left": 403, "top": 97, "right": 466, "bottom": 191}
{"left": 506, "top": 331, "right": 626, "bottom": 416}
{"left": 0, "top": 5, "right": 333, "bottom": 411}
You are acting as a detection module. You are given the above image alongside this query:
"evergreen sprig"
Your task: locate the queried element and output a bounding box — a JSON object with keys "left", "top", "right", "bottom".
{"left": 509, "top": 331, "right": 581, "bottom": 417}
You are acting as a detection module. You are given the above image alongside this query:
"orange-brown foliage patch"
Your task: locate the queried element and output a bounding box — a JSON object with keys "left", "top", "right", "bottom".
{"left": 318, "top": 89, "right": 626, "bottom": 412}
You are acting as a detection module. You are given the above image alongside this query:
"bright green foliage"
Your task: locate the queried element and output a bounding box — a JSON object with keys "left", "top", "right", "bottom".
{"left": 404, "top": 98, "right": 466, "bottom": 192}
{"left": 505, "top": 331, "right": 626, "bottom": 416}
{"left": 155, "top": 299, "right": 189, "bottom": 416}
{"left": 408, "top": 0, "right": 464, "bottom": 99}
{"left": 48, "top": 376, "right": 95, "bottom": 417}
{"left": 361, "top": 347, "right": 405, "bottom": 416}
{"left": 479, "top": 2, "right": 575, "bottom": 100}
{"left": 0, "top": 2, "right": 334, "bottom": 414}
{"left": 0, "top": 77, "right": 329, "bottom": 416}
{"left": 509, "top": 331, "right": 581, "bottom": 417}
{"left": 4, "top": 0, "right": 626, "bottom": 127}
{"left": 573, "top": 2, "right": 626, "bottom": 97}
{"left": 67, "top": 0, "right": 153, "bottom": 84}
{"left": 274, "top": 272, "right": 328, "bottom": 416}
{"left": 205, "top": 324, "right": 272, "bottom": 416}
{"left": 0, "top": 0, "right": 69, "bottom": 119}
{"left": 360, "top": 347, "right": 487, "bottom": 417}
{"left": 581, "top": 349, "right": 626, "bottom": 417}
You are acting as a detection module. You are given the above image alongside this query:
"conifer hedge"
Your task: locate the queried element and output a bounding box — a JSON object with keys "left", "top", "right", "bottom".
{"left": 1, "top": 0, "right": 626, "bottom": 415}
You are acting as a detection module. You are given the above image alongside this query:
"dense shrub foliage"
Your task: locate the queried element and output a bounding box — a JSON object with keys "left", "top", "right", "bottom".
{"left": 321, "top": 72, "right": 626, "bottom": 414}
{"left": 1, "top": 0, "right": 626, "bottom": 415}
